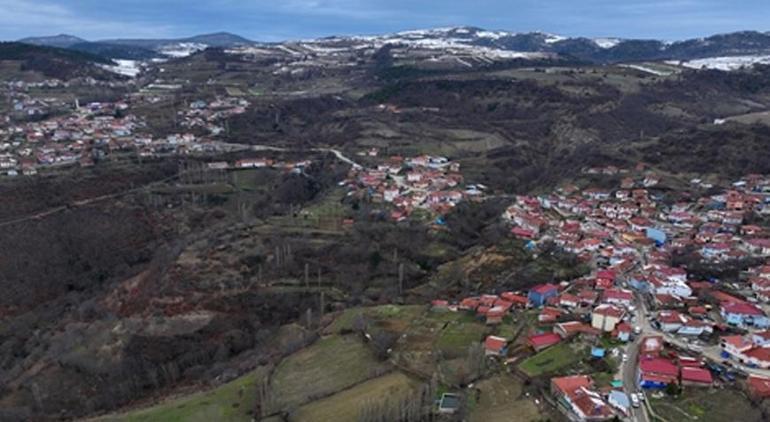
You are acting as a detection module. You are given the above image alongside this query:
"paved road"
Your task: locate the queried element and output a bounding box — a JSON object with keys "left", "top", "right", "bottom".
{"left": 620, "top": 294, "right": 650, "bottom": 422}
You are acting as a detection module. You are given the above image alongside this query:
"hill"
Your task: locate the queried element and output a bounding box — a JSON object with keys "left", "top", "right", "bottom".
{"left": 0, "top": 42, "right": 117, "bottom": 79}
{"left": 99, "top": 32, "right": 253, "bottom": 50}
{"left": 18, "top": 33, "right": 86, "bottom": 48}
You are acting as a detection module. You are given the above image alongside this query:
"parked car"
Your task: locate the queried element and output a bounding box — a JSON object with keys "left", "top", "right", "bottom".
{"left": 631, "top": 393, "right": 640, "bottom": 408}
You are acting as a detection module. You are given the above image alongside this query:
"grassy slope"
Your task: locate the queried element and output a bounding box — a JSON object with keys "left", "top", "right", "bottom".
{"left": 650, "top": 388, "right": 763, "bottom": 422}
{"left": 269, "top": 334, "right": 390, "bottom": 411}
{"left": 98, "top": 366, "right": 270, "bottom": 422}
{"left": 518, "top": 342, "right": 583, "bottom": 377}
{"left": 469, "top": 375, "right": 541, "bottom": 422}
{"left": 293, "top": 372, "right": 419, "bottom": 422}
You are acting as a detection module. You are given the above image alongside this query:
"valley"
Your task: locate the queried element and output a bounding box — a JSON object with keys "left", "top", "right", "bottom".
{"left": 3, "top": 24, "right": 770, "bottom": 422}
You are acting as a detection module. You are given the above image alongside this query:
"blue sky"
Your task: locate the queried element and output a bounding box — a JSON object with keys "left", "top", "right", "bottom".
{"left": 2, "top": 0, "right": 769, "bottom": 41}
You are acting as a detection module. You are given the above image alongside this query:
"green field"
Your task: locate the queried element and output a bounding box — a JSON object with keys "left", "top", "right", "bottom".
{"left": 268, "top": 334, "right": 390, "bottom": 411}
{"left": 324, "top": 304, "right": 426, "bottom": 334}
{"left": 97, "top": 366, "right": 271, "bottom": 422}
{"left": 292, "top": 372, "right": 418, "bottom": 422}
{"left": 650, "top": 388, "right": 763, "bottom": 422}
{"left": 435, "top": 319, "right": 487, "bottom": 357}
{"left": 518, "top": 342, "right": 582, "bottom": 377}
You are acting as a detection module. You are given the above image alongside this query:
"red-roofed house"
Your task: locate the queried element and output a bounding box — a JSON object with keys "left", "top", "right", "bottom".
{"left": 721, "top": 302, "right": 769, "bottom": 328}
{"left": 638, "top": 356, "right": 679, "bottom": 389}
{"left": 459, "top": 297, "right": 480, "bottom": 311}
{"left": 602, "top": 288, "right": 634, "bottom": 307}
{"left": 500, "top": 292, "right": 529, "bottom": 307}
{"left": 528, "top": 332, "right": 562, "bottom": 351}
{"left": 486, "top": 306, "right": 507, "bottom": 325}
{"left": 680, "top": 367, "right": 713, "bottom": 387}
{"left": 613, "top": 322, "right": 632, "bottom": 342}
{"left": 657, "top": 310, "right": 686, "bottom": 332}
{"left": 551, "top": 375, "right": 616, "bottom": 421}
{"left": 559, "top": 293, "right": 580, "bottom": 308}
{"left": 539, "top": 307, "right": 565, "bottom": 324}
{"left": 554, "top": 321, "right": 599, "bottom": 339}
{"left": 744, "top": 347, "right": 770, "bottom": 369}
{"left": 484, "top": 335, "right": 508, "bottom": 357}
{"left": 591, "top": 304, "right": 625, "bottom": 332}
{"left": 747, "top": 375, "right": 770, "bottom": 399}
{"left": 640, "top": 336, "right": 664, "bottom": 356}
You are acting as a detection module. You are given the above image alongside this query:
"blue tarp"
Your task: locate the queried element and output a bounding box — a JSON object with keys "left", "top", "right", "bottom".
{"left": 645, "top": 228, "right": 667, "bottom": 246}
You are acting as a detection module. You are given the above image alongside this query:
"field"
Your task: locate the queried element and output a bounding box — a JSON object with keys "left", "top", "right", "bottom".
{"left": 435, "top": 318, "right": 488, "bottom": 357}
{"left": 268, "top": 334, "right": 391, "bottom": 410}
{"left": 97, "top": 366, "right": 271, "bottom": 422}
{"left": 518, "top": 342, "right": 583, "bottom": 377}
{"left": 649, "top": 388, "right": 763, "bottom": 422}
{"left": 292, "top": 372, "right": 419, "bottom": 422}
{"left": 469, "top": 375, "right": 542, "bottom": 422}
{"left": 324, "top": 304, "right": 426, "bottom": 334}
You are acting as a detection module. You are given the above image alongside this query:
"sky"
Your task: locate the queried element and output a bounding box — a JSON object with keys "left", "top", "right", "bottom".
{"left": 1, "top": 0, "right": 769, "bottom": 42}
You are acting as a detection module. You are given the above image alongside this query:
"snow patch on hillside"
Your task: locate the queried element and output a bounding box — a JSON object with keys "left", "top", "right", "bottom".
{"left": 618, "top": 64, "right": 672, "bottom": 76}
{"left": 100, "top": 59, "right": 142, "bottom": 77}
{"left": 667, "top": 55, "right": 770, "bottom": 71}
{"left": 594, "top": 38, "right": 621, "bottom": 49}
{"left": 158, "top": 42, "right": 207, "bottom": 58}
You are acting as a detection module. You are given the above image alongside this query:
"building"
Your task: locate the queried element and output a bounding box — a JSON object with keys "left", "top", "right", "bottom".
{"left": 484, "top": 335, "right": 508, "bottom": 357}
{"left": 551, "top": 375, "right": 615, "bottom": 421}
{"left": 680, "top": 367, "right": 713, "bottom": 387}
{"left": 721, "top": 302, "right": 770, "bottom": 328}
{"left": 640, "top": 336, "right": 664, "bottom": 356}
{"left": 638, "top": 356, "right": 679, "bottom": 389}
{"left": 747, "top": 375, "right": 770, "bottom": 399}
{"left": 591, "top": 304, "right": 625, "bottom": 332}
{"left": 657, "top": 310, "right": 686, "bottom": 332}
{"left": 602, "top": 288, "right": 634, "bottom": 307}
{"left": 528, "top": 283, "right": 559, "bottom": 307}
{"left": 720, "top": 335, "right": 770, "bottom": 369}
{"left": 613, "top": 322, "right": 632, "bottom": 342}
{"left": 527, "top": 332, "right": 562, "bottom": 351}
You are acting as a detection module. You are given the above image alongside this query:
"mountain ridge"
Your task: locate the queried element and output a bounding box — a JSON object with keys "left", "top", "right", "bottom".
{"left": 15, "top": 27, "right": 770, "bottom": 63}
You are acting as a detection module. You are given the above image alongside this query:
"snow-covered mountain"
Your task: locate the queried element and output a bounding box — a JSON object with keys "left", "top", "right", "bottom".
{"left": 19, "top": 27, "right": 770, "bottom": 71}
{"left": 303, "top": 27, "right": 770, "bottom": 65}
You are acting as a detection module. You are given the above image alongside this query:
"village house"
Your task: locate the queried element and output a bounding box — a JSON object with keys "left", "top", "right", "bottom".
{"left": 747, "top": 375, "right": 770, "bottom": 399}
{"left": 591, "top": 304, "right": 625, "bottom": 332}
{"left": 484, "top": 335, "right": 508, "bottom": 357}
{"left": 680, "top": 367, "right": 713, "bottom": 387}
{"left": 638, "top": 356, "right": 679, "bottom": 389}
{"left": 721, "top": 302, "right": 770, "bottom": 328}
{"left": 721, "top": 334, "right": 770, "bottom": 368}
{"left": 602, "top": 288, "right": 634, "bottom": 308}
{"left": 550, "top": 375, "right": 615, "bottom": 421}
{"left": 527, "top": 332, "right": 562, "bottom": 352}
{"left": 528, "top": 283, "right": 559, "bottom": 307}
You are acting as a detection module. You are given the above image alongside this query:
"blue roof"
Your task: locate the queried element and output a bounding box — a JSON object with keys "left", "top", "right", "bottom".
{"left": 591, "top": 347, "right": 606, "bottom": 358}
{"left": 609, "top": 390, "right": 630, "bottom": 407}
